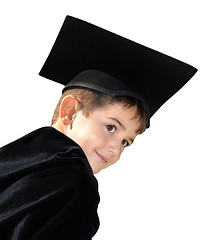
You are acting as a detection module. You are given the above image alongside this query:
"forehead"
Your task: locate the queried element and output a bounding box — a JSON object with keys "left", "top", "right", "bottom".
{"left": 103, "top": 102, "right": 137, "bottom": 115}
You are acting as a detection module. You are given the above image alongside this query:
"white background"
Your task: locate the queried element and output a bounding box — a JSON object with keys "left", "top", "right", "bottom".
{"left": 0, "top": 1, "right": 212, "bottom": 239}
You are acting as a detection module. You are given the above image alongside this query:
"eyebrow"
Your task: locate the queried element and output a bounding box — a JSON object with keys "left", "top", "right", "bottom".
{"left": 107, "top": 117, "right": 125, "bottom": 129}
{"left": 107, "top": 117, "right": 134, "bottom": 144}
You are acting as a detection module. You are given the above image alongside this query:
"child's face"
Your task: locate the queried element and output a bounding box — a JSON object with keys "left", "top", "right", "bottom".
{"left": 66, "top": 102, "right": 142, "bottom": 174}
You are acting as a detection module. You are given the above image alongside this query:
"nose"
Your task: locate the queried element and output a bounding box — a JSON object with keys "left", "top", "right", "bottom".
{"left": 108, "top": 139, "right": 123, "bottom": 160}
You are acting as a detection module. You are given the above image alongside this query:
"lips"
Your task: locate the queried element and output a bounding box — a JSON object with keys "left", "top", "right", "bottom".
{"left": 95, "top": 151, "right": 108, "bottom": 164}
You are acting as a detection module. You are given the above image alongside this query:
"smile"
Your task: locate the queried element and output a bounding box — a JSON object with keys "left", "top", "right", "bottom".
{"left": 95, "top": 151, "right": 108, "bottom": 164}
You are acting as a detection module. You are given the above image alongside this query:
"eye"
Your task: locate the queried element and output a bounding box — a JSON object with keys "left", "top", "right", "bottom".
{"left": 122, "top": 139, "right": 129, "bottom": 147}
{"left": 106, "top": 125, "right": 116, "bottom": 133}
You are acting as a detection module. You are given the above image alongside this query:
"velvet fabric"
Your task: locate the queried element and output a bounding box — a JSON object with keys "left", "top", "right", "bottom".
{"left": 0, "top": 127, "right": 100, "bottom": 239}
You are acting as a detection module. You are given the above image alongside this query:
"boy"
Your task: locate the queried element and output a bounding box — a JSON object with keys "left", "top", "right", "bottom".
{"left": 0, "top": 16, "right": 197, "bottom": 239}
{"left": 51, "top": 87, "right": 147, "bottom": 174}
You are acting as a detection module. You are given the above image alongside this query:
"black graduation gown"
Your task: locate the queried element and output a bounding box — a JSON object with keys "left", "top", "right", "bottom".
{"left": 0, "top": 127, "right": 100, "bottom": 240}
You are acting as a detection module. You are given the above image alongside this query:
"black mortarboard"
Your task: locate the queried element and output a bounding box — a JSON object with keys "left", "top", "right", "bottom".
{"left": 39, "top": 15, "right": 197, "bottom": 128}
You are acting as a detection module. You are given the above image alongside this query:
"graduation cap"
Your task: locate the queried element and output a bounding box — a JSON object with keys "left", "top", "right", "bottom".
{"left": 39, "top": 15, "right": 197, "bottom": 128}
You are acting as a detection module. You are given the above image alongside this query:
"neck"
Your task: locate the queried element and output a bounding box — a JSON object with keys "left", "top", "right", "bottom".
{"left": 52, "top": 121, "right": 64, "bottom": 135}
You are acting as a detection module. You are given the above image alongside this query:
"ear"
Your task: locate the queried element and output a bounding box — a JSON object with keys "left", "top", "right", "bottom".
{"left": 59, "top": 95, "right": 79, "bottom": 127}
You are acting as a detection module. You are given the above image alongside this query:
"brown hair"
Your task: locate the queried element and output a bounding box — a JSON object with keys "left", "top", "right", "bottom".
{"left": 51, "top": 88, "right": 148, "bottom": 134}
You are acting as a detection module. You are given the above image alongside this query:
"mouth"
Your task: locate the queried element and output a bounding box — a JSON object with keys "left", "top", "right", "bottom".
{"left": 95, "top": 151, "right": 108, "bottom": 164}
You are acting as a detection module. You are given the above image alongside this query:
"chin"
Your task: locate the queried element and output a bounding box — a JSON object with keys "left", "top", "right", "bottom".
{"left": 91, "top": 165, "right": 102, "bottom": 174}
{"left": 92, "top": 168, "right": 101, "bottom": 174}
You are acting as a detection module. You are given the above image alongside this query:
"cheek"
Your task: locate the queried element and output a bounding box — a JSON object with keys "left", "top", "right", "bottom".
{"left": 88, "top": 128, "right": 108, "bottom": 150}
{"left": 78, "top": 124, "right": 108, "bottom": 153}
